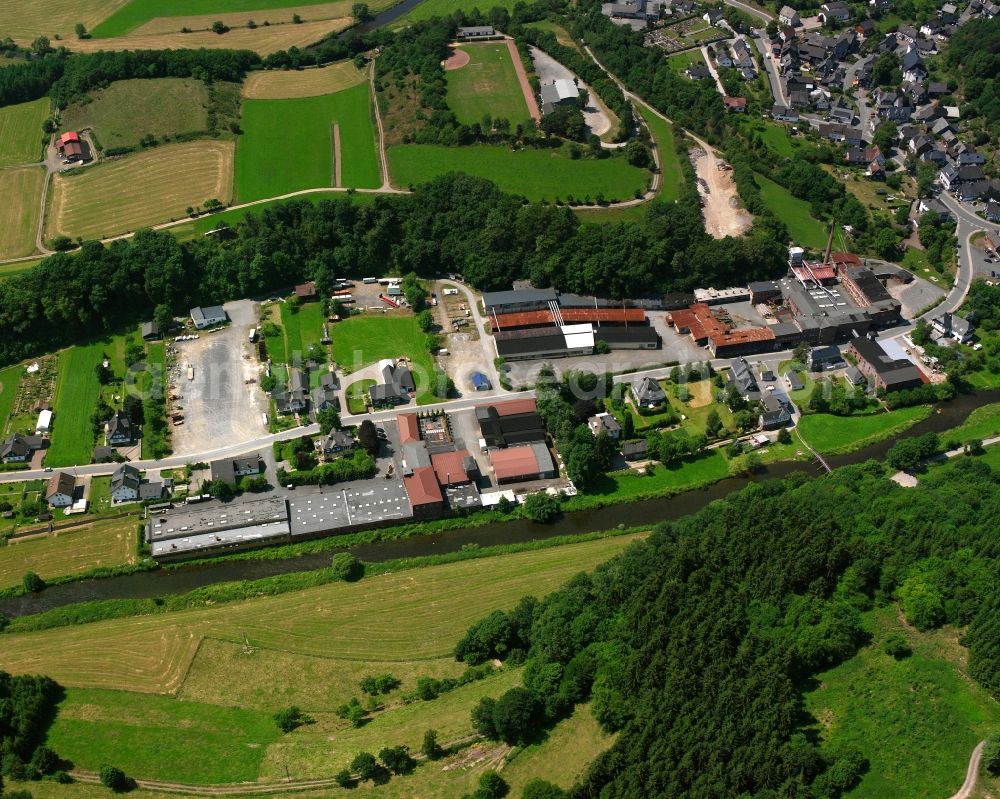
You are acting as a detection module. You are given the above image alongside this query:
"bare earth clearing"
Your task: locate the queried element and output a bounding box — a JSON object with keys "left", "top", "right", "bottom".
{"left": 689, "top": 143, "right": 752, "bottom": 239}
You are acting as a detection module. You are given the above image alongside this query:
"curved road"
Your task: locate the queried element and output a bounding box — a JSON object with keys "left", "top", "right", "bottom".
{"left": 947, "top": 740, "right": 985, "bottom": 799}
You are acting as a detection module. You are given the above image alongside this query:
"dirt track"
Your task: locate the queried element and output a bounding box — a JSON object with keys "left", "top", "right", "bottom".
{"left": 688, "top": 136, "right": 752, "bottom": 239}
{"left": 503, "top": 38, "right": 541, "bottom": 122}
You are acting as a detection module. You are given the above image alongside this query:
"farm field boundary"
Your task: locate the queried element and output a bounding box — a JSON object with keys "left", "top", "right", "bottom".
{"left": 242, "top": 60, "right": 366, "bottom": 99}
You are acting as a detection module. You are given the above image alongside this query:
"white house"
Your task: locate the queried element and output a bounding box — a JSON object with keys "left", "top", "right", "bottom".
{"left": 45, "top": 472, "right": 76, "bottom": 508}
{"left": 35, "top": 409, "right": 52, "bottom": 434}
{"left": 111, "top": 464, "right": 141, "bottom": 503}
{"left": 588, "top": 412, "right": 621, "bottom": 440}
{"left": 779, "top": 4, "right": 800, "bottom": 25}
{"left": 190, "top": 305, "right": 227, "bottom": 329}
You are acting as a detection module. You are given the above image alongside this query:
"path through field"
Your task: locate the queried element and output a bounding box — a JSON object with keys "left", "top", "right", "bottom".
{"left": 946, "top": 741, "right": 985, "bottom": 799}
{"left": 504, "top": 38, "right": 541, "bottom": 122}
{"left": 332, "top": 123, "right": 342, "bottom": 187}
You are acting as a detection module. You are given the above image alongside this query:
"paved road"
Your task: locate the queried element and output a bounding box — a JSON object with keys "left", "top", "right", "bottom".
{"left": 723, "top": 0, "right": 774, "bottom": 21}
{"left": 700, "top": 45, "right": 728, "bottom": 97}
{"left": 751, "top": 33, "right": 787, "bottom": 106}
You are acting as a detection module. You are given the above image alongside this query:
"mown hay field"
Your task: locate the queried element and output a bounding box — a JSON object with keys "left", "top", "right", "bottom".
{"left": 242, "top": 60, "right": 366, "bottom": 99}
{"left": 445, "top": 44, "right": 532, "bottom": 126}
{"left": 0, "top": 517, "right": 136, "bottom": 589}
{"left": 91, "top": 0, "right": 361, "bottom": 36}
{"left": 0, "top": 534, "right": 642, "bottom": 694}
{"left": 0, "top": 166, "right": 44, "bottom": 259}
{"left": 67, "top": 17, "right": 349, "bottom": 55}
{"left": 235, "top": 82, "right": 379, "bottom": 201}
{"left": 46, "top": 140, "right": 234, "bottom": 241}
{"left": 389, "top": 143, "right": 649, "bottom": 203}
{"left": 0, "top": 98, "right": 50, "bottom": 167}
{"left": 60, "top": 78, "right": 209, "bottom": 151}
{"left": 0, "top": 0, "right": 128, "bottom": 42}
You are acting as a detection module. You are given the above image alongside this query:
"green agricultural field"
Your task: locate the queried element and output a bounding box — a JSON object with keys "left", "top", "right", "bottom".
{"left": 46, "top": 343, "right": 107, "bottom": 467}
{"left": 59, "top": 78, "right": 209, "bottom": 151}
{"left": 637, "top": 104, "right": 684, "bottom": 204}
{"left": 48, "top": 688, "right": 279, "bottom": 783}
{"left": 805, "top": 605, "right": 1000, "bottom": 799}
{"left": 0, "top": 364, "right": 24, "bottom": 434}
{"left": 235, "top": 82, "right": 380, "bottom": 202}
{"left": 331, "top": 314, "right": 437, "bottom": 401}
{"left": 0, "top": 258, "right": 43, "bottom": 281}
{"left": 0, "top": 534, "right": 641, "bottom": 694}
{"left": 0, "top": 518, "right": 135, "bottom": 590}
{"left": 91, "top": 0, "right": 345, "bottom": 36}
{"left": 395, "top": 0, "right": 518, "bottom": 24}
{"left": 446, "top": 43, "right": 531, "bottom": 126}
{"left": 754, "top": 172, "right": 829, "bottom": 250}
{"left": 796, "top": 405, "right": 933, "bottom": 455}
{"left": 0, "top": 166, "right": 44, "bottom": 260}
{"left": 0, "top": 98, "right": 49, "bottom": 167}
{"left": 389, "top": 144, "right": 648, "bottom": 203}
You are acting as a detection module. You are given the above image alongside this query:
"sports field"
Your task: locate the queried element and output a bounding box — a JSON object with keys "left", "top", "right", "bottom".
{"left": 0, "top": 166, "right": 44, "bottom": 259}
{"left": 805, "top": 605, "right": 1000, "bottom": 799}
{"left": 0, "top": 534, "right": 641, "bottom": 694}
{"left": 0, "top": 0, "right": 127, "bottom": 42}
{"left": 754, "top": 172, "right": 828, "bottom": 250}
{"left": 389, "top": 144, "right": 648, "bottom": 203}
{"left": 67, "top": 18, "right": 349, "bottom": 55}
{"left": 91, "top": 0, "right": 360, "bottom": 36}
{"left": 0, "top": 518, "right": 136, "bottom": 589}
{"left": 46, "top": 140, "right": 234, "bottom": 241}
{"left": 446, "top": 44, "right": 532, "bottom": 126}
{"left": 236, "top": 83, "right": 380, "bottom": 202}
{"left": 59, "top": 78, "right": 209, "bottom": 151}
{"left": 44, "top": 344, "right": 107, "bottom": 467}
{"left": 796, "top": 405, "right": 933, "bottom": 455}
{"left": 242, "top": 60, "right": 365, "bottom": 99}
{"left": 0, "top": 98, "right": 49, "bottom": 167}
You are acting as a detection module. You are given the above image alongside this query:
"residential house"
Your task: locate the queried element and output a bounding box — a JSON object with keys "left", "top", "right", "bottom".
{"left": 927, "top": 81, "right": 949, "bottom": 97}
{"left": 917, "top": 197, "right": 953, "bottom": 222}
{"left": 919, "top": 18, "right": 943, "bottom": 37}
{"left": 897, "top": 24, "right": 919, "bottom": 42}
{"left": 274, "top": 367, "right": 309, "bottom": 414}
{"left": 874, "top": 88, "right": 913, "bottom": 122}
{"left": 986, "top": 200, "right": 1000, "bottom": 223}
{"left": 0, "top": 433, "right": 43, "bottom": 463}
{"left": 621, "top": 439, "right": 649, "bottom": 461}
{"left": 686, "top": 63, "right": 711, "bottom": 81}
{"left": 210, "top": 455, "right": 264, "bottom": 484}
{"left": 190, "top": 306, "right": 227, "bottom": 329}
{"left": 704, "top": 8, "right": 725, "bottom": 25}
{"left": 588, "top": 412, "right": 621, "bottom": 440}
{"left": 294, "top": 281, "right": 318, "bottom": 302}
{"left": 724, "top": 96, "right": 747, "bottom": 112}
{"left": 633, "top": 377, "right": 667, "bottom": 408}
{"left": 311, "top": 372, "right": 340, "bottom": 412}
{"left": 111, "top": 464, "right": 141, "bottom": 503}
{"left": 931, "top": 311, "right": 974, "bottom": 343}
{"left": 369, "top": 360, "right": 415, "bottom": 409}
{"left": 855, "top": 19, "right": 875, "bottom": 37}
{"left": 106, "top": 410, "right": 134, "bottom": 446}
{"left": 139, "top": 480, "right": 172, "bottom": 502}
{"left": 901, "top": 48, "right": 927, "bottom": 83}
{"left": 759, "top": 394, "right": 792, "bottom": 430}
{"left": 808, "top": 344, "right": 844, "bottom": 371}
{"left": 141, "top": 321, "right": 161, "bottom": 341}
{"left": 727, "top": 358, "right": 759, "bottom": 400}
{"left": 715, "top": 47, "right": 733, "bottom": 67}
{"left": 771, "top": 104, "right": 800, "bottom": 122}
{"left": 909, "top": 133, "right": 935, "bottom": 155}
{"left": 820, "top": 1, "right": 851, "bottom": 21}
{"left": 829, "top": 101, "right": 853, "bottom": 124}
{"left": 779, "top": 5, "right": 801, "bottom": 25}
{"left": 956, "top": 179, "right": 989, "bottom": 201}
{"left": 845, "top": 146, "right": 868, "bottom": 165}
{"left": 45, "top": 472, "right": 76, "bottom": 508}
{"left": 786, "top": 371, "right": 805, "bottom": 391}
{"left": 912, "top": 104, "right": 940, "bottom": 125}
{"left": 930, "top": 117, "right": 953, "bottom": 137}
{"left": 847, "top": 336, "right": 925, "bottom": 391}
{"left": 320, "top": 430, "right": 356, "bottom": 457}
{"left": 820, "top": 122, "right": 862, "bottom": 144}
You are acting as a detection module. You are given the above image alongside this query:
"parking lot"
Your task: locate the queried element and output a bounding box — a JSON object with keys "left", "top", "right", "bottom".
{"left": 169, "top": 300, "right": 269, "bottom": 456}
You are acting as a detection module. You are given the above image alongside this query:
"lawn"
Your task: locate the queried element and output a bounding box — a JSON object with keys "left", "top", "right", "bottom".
{"left": 0, "top": 166, "right": 44, "bottom": 259}
{"left": 637, "top": 104, "right": 684, "bottom": 204}
{"left": 345, "top": 378, "right": 374, "bottom": 414}
{"left": 235, "top": 82, "right": 380, "bottom": 201}
{"left": 46, "top": 140, "right": 234, "bottom": 241}
{"left": 796, "top": 405, "right": 933, "bottom": 455}
{"left": 754, "top": 172, "right": 828, "bottom": 250}
{"left": 59, "top": 78, "right": 209, "bottom": 151}
{"left": 0, "top": 534, "right": 641, "bottom": 694}
{"left": 47, "top": 688, "right": 279, "bottom": 783}
{"left": 0, "top": 364, "right": 24, "bottom": 435}
{"left": 242, "top": 59, "right": 366, "bottom": 99}
{"left": 0, "top": 517, "right": 135, "bottom": 589}
{"left": 279, "top": 300, "right": 326, "bottom": 359}
{"left": 389, "top": 144, "right": 649, "bottom": 203}
{"left": 446, "top": 44, "right": 532, "bottom": 127}
{"left": 804, "top": 605, "right": 1000, "bottom": 799}
{"left": 91, "top": 0, "right": 350, "bottom": 36}
{"left": 0, "top": 98, "right": 49, "bottom": 166}
{"left": 331, "top": 314, "right": 437, "bottom": 402}
{"left": 45, "top": 343, "right": 108, "bottom": 467}
{"left": 666, "top": 50, "right": 706, "bottom": 72}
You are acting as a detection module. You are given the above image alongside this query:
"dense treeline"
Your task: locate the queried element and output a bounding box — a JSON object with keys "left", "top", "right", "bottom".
{"left": 0, "top": 174, "right": 787, "bottom": 367}
{"left": 0, "top": 46, "right": 260, "bottom": 109}
{"left": 945, "top": 18, "right": 1000, "bottom": 137}
{"left": 0, "top": 671, "right": 63, "bottom": 780}
{"left": 456, "top": 458, "right": 1000, "bottom": 798}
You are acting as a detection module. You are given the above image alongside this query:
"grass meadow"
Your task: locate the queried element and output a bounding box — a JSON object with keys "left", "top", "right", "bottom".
{"left": 243, "top": 60, "right": 366, "bottom": 99}
{"left": 46, "top": 140, "right": 234, "bottom": 241}
{"left": 389, "top": 144, "right": 648, "bottom": 203}
{"left": 754, "top": 172, "right": 829, "bottom": 250}
{"left": 59, "top": 78, "right": 209, "bottom": 151}
{"left": 0, "top": 166, "right": 44, "bottom": 259}
{"left": 45, "top": 344, "right": 108, "bottom": 467}
{"left": 0, "top": 534, "right": 640, "bottom": 694}
{"left": 235, "top": 82, "right": 380, "bottom": 202}
{"left": 796, "top": 405, "right": 933, "bottom": 455}
{"left": 637, "top": 104, "right": 684, "bottom": 204}
{"left": 0, "top": 98, "right": 49, "bottom": 166}
{"left": 0, "top": 518, "right": 135, "bottom": 589}
{"left": 0, "top": 0, "right": 125, "bottom": 42}
{"left": 395, "top": 0, "right": 519, "bottom": 24}
{"left": 90, "top": 0, "right": 346, "bottom": 36}
{"left": 445, "top": 44, "right": 532, "bottom": 127}
{"left": 279, "top": 300, "right": 326, "bottom": 358}
{"left": 804, "top": 605, "right": 1000, "bottom": 799}
{"left": 0, "top": 364, "right": 24, "bottom": 435}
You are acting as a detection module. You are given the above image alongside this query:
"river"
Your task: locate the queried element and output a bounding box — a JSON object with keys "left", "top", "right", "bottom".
{"left": 2, "top": 390, "right": 993, "bottom": 619}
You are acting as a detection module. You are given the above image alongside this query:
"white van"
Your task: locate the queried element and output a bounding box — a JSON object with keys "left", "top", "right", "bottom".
{"left": 363, "top": 277, "right": 377, "bottom": 284}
